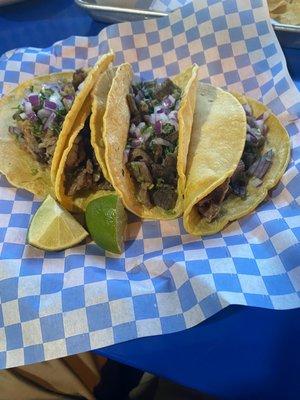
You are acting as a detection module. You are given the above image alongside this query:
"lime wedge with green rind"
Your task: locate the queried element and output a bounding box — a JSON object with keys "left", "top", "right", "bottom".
{"left": 28, "top": 195, "right": 88, "bottom": 251}
{"left": 85, "top": 194, "right": 127, "bottom": 254}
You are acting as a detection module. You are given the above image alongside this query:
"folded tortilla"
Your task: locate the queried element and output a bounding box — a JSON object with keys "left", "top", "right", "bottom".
{"left": 0, "top": 72, "right": 71, "bottom": 198}
{"left": 101, "top": 63, "right": 199, "bottom": 220}
{"left": 54, "top": 67, "right": 116, "bottom": 212}
{"left": 0, "top": 52, "right": 114, "bottom": 199}
{"left": 51, "top": 52, "right": 114, "bottom": 184}
{"left": 183, "top": 83, "right": 290, "bottom": 236}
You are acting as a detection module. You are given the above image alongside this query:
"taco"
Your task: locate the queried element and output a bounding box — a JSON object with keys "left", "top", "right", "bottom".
{"left": 101, "top": 63, "right": 199, "bottom": 219}
{"left": 54, "top": 67, "right": 116, "bottom": 212}
{"left": 0, "top": 52, "right": 114, "bottom": 198}
{"left": 183, "top": 83, "right": 290, "bottom": 236}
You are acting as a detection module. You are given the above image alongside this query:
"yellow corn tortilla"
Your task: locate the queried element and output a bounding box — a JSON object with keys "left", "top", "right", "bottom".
{"left": 90, "top": 66, "right": 117, "bottom": 182}
{"left": 183, "top": 85, "right": 291, "bottom": 236}
{"left": 102, "top": 63, "right": 199, "bottom": 220}
{"left": 55, "top": 89, "right": 116, "bottom": 212}
{"left": 50, "top": 51, "right": 115, "bottom": 184}
{"left": 0, "top": 52, "right": 114, "bottom": 199}
{"left": 0, "top": 72, "right": 73, "bottom": 198}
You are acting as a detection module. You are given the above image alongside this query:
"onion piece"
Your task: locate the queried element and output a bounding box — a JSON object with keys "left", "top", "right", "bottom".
{"left": 129, "top": 123, "right": 142, "bottom": 138}
{"left": 19, "top": 112, "right": 26, "bottom": 120}
{"left": 137, "top": 122, "right": 146, "bottom": 130}
{"left": 77, "top": 82, "right": 84, "bottom": 92}
{"left": 129, "top": 137, "right": 143, "bottom": 148}
{"left": 242, "top": 103, "right": 252, "bottom": 116}
{"left": 154, "top": 120, "right": 163, "bottom": 135}
{"left": 42, "top": 83, "right": 59, "bottom": 92}
{"left": 37, "top": 108, "right": 52, "bottom": 121}
{"left": 23, "top": 101, "right": 33, "bottom": 115}
{"left": 163, "top": 94, "right": 176, "bottom": 109}
{"left": 257, "top": 111, "right": 270, "bottom": 122}
{"left": 168, "top": 110, "right": 178, "bottom": 121}
{"left": 247, "top": 150, "right": 273, "bottom": 179}
{"left": 27, "top": 112, "right": 38, "bottom": 122}
{"left": 44, "top": 112, "right": 56, "bottom": 130}
{"left": 168, "top": 110, "right": 178, "bottom": 130}
{"left": 151, "top": 137, "right": 173, "bottom": 147}
{"left": 149, "top": 112, "right": 169, "bottom": 125}
{"left": 27, "top": 93, "right": 40, "bottom": 108}
{"left": 63, "top": 98, "right": 73, "bottom": 111}
{"left": 49, "top": 92, "right": 63, "bottom": 110}
{"left": 44, "top": 99, "right": 57, "bottom": 111}
{"left": 154, "top": 106, "right": 164, "bottom": 114}
{"left": 254, "top": 119, "right": 264, "bottom": 130}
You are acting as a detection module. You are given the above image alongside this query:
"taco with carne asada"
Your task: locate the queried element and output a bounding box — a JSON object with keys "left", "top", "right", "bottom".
{"left": 101, "top": 63, "right": 198, "bottom": 219}
{"left": 54, "top": 67, "right": 116, "bottom": 212}
{"left": 0, "top": 52, "right": 114, "bottom": 198}
{"left": 183, "top": 83, "right": 290, "bottom": 236}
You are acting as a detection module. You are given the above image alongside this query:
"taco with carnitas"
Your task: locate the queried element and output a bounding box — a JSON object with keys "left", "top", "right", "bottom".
{"left": 183, "top": 83, "right": 290, "bottom": 236}
{"left": 101, "top": 63, "right": 199, "bottom": 219}
{"left": 0, "top": 52, "right": 114, "bottom": 198}
{"left": 54, "top": 67, "right": 116, "bottom": 212}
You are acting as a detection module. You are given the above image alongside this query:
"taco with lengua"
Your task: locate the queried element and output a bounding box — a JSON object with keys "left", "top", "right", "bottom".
{"left": 101, "top": 63, "right": 199, "bottom": 219}
{"left": 0, "top": 52, "right": 114, "bottom": 198}
{"left": 54, "top": 67, "right": 116, "bottom": 212}
{"left": 183, "top": 83, "right": 290, "bottom": 236}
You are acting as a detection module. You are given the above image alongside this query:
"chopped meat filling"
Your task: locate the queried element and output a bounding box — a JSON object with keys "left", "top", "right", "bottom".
{"left": 64, "top": 117, "right": 112, "bottom": 197}
{"left": 125, "top": 79, "right": 182, "bottom": 210}
{"left": 9, "top": 69, "right": 88, "bottom": 165}
{"left": 197, "top": 102, "right": 274, "bottom": 222}
{"left": 197, "top": 179, "right": 230, "bottom": 222}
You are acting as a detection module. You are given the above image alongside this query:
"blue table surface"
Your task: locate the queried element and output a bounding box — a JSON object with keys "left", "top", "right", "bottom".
{"left": 1, "top": 1, "right": 300, "bottom": 399}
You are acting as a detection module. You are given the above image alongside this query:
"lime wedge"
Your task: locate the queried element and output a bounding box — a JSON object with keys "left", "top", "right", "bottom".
{"left": 85, "top": 194, "right": 127, "bottom": 254}
{"left": 28, "top": 195, "right": 88, "bottom": 251}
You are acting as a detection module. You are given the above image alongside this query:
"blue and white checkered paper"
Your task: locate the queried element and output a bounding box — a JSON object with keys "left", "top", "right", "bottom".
{"left": 0, "top": 0, "right": 299, "bottom": 369}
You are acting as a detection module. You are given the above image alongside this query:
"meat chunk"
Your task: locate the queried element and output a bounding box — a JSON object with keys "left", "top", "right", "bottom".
{"left": 129, "top": 148, "right": 152, "bottom": 164}
{"left": 230, "top": 160, "right": 247, "bottom": 198}
{"left": 66, "top": 169, "right": 92, "bottom": 196}
{"left": 155, "top": 78, "right": 177, "bottom": 101}
{"left": 64, "top": 121, "right": 112, "bottom": 197}
{"left": 151, "top": 186, "right": 178, "bottom": 210}
{"left": 197, "top": 178, "right": 230, "bottom": 222}
{"left": 127, "top": 161, "right": 153, "bottom": 184}
{"left": 18, "top": 120, "right": 46, "bottom": 163}
{"left": 38, "top": 129, "right": 58, "bottom": 162}
{"left": 137, "top": 183, "right": 152, "bottom": 208}
{"left": 126, "top": 94, "right": 142, "bottom": 125}
{"left": 61, "top": 82, "right": 76, "bottom": 97}
{"left": 72, "top": 68, "right": 87, "bottom": 91}
{"left": 65, "top": 135, "right": 86, "bottom": 169}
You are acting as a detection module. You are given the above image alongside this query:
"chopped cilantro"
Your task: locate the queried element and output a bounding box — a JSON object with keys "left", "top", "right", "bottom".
{"left": 32, "top": 122, "right": 43, "bottom": 136}
{"left": 162, "top": 123, "right": 174, "bottom": 135}
{"left": 142, "top": 125, "right": 154, "bottom": 136}
{"left": 40, "top": 88, "right": 54, "bottom": 100}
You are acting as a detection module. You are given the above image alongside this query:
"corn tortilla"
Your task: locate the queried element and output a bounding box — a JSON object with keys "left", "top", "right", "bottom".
{"left": 102, "top": 63, "right": 199, "bottom": 220}
{"left": 0, "top": 72, "right": 72, "bottom": 198}
{"left": 183, "top": 85, "right": 290, "bottom": 236}
{"left": 50, "top": 51, "right": 115, "bottom": 184}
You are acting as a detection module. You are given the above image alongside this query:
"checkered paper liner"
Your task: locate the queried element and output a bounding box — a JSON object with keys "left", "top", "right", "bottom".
{"left": 0, "top": 0, "right": 299, "bottom": 369}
